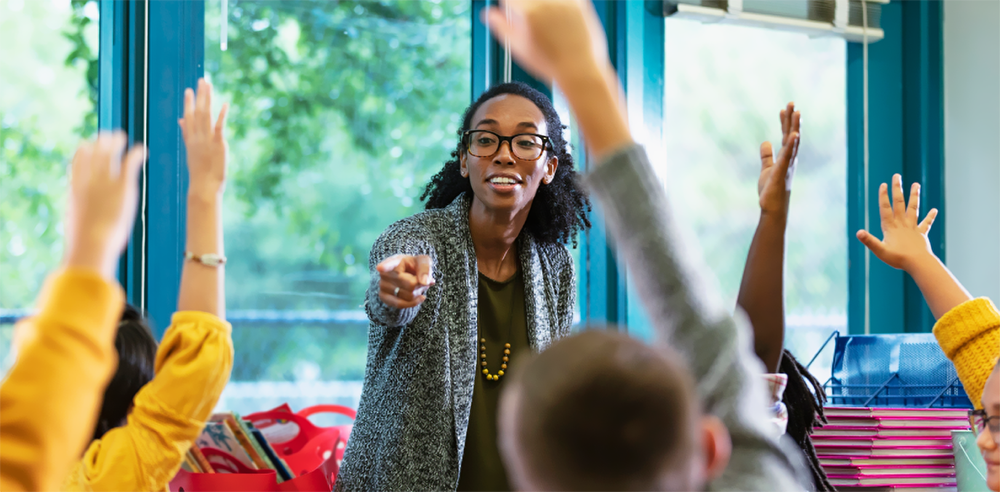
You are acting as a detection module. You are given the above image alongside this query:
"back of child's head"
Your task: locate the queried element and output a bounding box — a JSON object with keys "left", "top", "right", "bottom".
{"left": 93, "top": 304, "right": 157, "bottom": 441}
{"left": 498, "top": 329, "right": 703, "bottom": 491}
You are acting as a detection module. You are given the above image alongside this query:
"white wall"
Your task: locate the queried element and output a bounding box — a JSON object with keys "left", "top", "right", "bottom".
{"left": 943, "top": 0, "right": 1000, "bottom": 302}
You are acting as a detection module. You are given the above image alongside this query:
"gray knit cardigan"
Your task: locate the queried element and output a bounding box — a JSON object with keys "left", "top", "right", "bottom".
{"left": 335, "top": 193, "right": 576, "bottom": 492}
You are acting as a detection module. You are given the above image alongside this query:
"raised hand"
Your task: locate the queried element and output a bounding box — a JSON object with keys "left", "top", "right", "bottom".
{"left": 856, "top": 174, "right": 939, "bottom": 272}
{"left": 64, "top": 132, "right": 147, "bottom": 279}
{"left": 757, "top": 102, "right": 801, "bottom": 216}
{"left": 178, "top": 78, "right": 228, "bottom": 197}
{"left": 484, "top": 0, "right": 609, "bottom": 84}
{"left": 376, "top": 254, "right": 436, "bottom": 309}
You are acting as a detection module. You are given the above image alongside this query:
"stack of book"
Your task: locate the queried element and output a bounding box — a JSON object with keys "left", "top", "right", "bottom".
{"left": 182, "top": 411, "right": 294, "bottom": 482}
{"left": 813, "top": 407, "right": 970, "bottom": 491}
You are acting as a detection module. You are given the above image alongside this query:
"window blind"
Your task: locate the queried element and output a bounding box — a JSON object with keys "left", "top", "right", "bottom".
{"left": 659, "top": 0, "right": 886, "bottom": 43}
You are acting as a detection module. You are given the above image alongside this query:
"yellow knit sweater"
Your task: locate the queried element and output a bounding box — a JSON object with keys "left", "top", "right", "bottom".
{"left": 63, "top": 311, "right": 234, "bottom": 492}
{"left": 0, "top": 269, "right": 123, "bottom": 492}
{"left": 932, "top": 297, "right": 1000, "bottom": 409}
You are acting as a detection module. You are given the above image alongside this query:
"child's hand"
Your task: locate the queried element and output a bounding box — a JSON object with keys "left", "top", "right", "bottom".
{"left": 757, "top": 103, "right": 801, "bottom": 217}
{"left": 856, "top": 174, "right": 939, "bottom": 272}
{"left": 484, "top": 0, "right": 609, "bottom": 84}
{"left": 179, "top": 78, "right": 228, "bottom": 198}
{"left": 64, "top": 132, "right": 147, "bottom": 279}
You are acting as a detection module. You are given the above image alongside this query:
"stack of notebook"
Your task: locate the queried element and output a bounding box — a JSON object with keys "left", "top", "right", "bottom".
{"left": 813, "top": 407, "right": 970, "bottom": 491}
{"left": 182, "top": 411, "right": 294, "bottom": 483}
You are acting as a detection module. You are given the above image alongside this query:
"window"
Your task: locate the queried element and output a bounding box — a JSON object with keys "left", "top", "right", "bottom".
{"left": 662, "top": 19, "right": 847, "bottom": 380}
{"left": 0, "top": 0, "right": 99, "bottom": 374}
{"left": 204, "top": 0, "right": 471, "bottom": 416}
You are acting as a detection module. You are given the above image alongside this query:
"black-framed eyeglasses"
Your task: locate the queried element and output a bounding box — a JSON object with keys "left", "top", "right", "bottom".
{"left": 463, "top": 130, "right": 550, "bottom": 161}
{"left": 969, "top": 409, "right": 1000, "bottom": 442}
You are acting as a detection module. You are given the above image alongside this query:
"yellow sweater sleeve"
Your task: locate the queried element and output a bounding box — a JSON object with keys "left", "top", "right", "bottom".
{"left": 932, "top": 297, "right": 1000, "bottom": 409}
{"left": 63, "top": 311, "right": 234, "bottom": 492}
{"left": 0, "top": 269, "right": 123, "bottom": 492}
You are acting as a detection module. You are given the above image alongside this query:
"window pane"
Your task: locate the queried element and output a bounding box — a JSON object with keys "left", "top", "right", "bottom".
{"left": 662, "top": 19, "right": 847, "bottom": 381}
{"left": 204, "top": 0, "right": 471, "bottom": 415}
{"left": 0, "top": 0, "right": 100, "bottom": 374}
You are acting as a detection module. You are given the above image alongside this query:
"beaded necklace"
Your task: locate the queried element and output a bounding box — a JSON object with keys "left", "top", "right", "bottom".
{"left": 479, "top": 272, "right": 516, "bottom": 382}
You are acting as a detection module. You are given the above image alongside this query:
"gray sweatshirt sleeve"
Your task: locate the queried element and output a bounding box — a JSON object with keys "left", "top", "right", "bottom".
{"left": 583, "top": 144, "right": 806, "bottom": 492}
{"left": 364, "top": 220, "right": 437, "bottom": 328}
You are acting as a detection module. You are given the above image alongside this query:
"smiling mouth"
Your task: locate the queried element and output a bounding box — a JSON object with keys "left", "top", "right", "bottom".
{"left": 488, "top": 176, "right": 521, "bottom": 186}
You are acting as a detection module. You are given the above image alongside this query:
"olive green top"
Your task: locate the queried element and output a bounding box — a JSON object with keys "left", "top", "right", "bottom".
{"left": 456, "top": 269, "right": 529, "bottom": 491}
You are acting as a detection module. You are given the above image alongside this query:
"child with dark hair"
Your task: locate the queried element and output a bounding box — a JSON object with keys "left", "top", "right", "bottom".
{"left": 857, "top": 175, "right": 999, "bottom": 491}
{"left": 91, "top": 304, "right": 158, "bottom": 442}
{"left": 62, "top": 79, "right": 235, "bottom": 491}
{"left": 486, "top": 0, "right": 806, "bottom": 490}
{"left": 734, "top": 102, "right": 835, "bottom": 491}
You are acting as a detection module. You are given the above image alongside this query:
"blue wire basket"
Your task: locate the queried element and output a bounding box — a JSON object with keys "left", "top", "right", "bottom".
{"left": 808, "top": 332, "right": 972, "bottom": 408}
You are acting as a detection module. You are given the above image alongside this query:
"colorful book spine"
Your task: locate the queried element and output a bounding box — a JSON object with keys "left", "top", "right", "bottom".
{"left": 188, "top": 445, "right": 215, "bottom": 473}
{"left": 223, "top": 415, "right": 272, "bottom": 471}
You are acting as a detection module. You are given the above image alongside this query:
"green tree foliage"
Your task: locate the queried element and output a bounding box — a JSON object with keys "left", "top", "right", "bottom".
{"left": 204, "top": 0, "right": 471, "bottom": 383}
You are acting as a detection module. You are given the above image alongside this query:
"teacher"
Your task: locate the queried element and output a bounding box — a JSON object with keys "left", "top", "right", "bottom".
{"left": 336, "top": 81, "right": 591, "bottom": 492}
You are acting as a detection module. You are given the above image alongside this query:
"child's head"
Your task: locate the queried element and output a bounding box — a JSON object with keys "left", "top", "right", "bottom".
{"left": 979, "top": 360, "right": 1000, "bottom": 491}
{"left": 93, "top": 304, "right": 157, "bottom": 441}
{"left": 498, "top": 330, "right": 731, "bottom": 491}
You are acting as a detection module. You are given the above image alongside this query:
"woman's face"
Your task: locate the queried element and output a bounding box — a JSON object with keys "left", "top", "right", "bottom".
{"left": 979, "top": 368, "right": 1000, "bottom": 491}
{"left": 460, "top": 94, "right": 558, "bottom": 217}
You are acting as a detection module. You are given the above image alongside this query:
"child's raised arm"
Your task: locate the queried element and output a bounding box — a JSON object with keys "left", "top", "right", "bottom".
{"left": 857, "top": 176, "right": 998, "bottom": 409}
{"left": 64, "top": 80, "right": 234, "bottom": 492}
{"left": 0, "top": 133, "right": 145, "bottom": 492}
{"left": 736, "top": 103, "right": 800, "bottom": 373}
{"left": 856, "top": 175, "right": 970, "bottom": 318}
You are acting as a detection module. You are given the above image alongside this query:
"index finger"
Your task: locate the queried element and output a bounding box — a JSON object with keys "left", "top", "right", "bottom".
{"left": 377, "top": 254, "right": 405, "bottom": 273}
{"left": 415, "top": 255, "right": 434, "bottom": 285}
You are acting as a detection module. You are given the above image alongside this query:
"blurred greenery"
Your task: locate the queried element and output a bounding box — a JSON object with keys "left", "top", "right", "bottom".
{"left": 0, "top": 0, "right": 98, "bottom": 310}
{"left": 204, "top": 0, "right": 471, "bottom": 384}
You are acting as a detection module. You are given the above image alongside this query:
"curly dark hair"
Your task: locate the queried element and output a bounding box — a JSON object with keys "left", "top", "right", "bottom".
{"left": 420, "top": 82, "right": 591, "bottom": 246}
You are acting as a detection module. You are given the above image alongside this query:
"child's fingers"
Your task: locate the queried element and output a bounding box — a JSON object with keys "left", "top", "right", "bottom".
{"left": 891, "top": 174, "right": 906, "bottom": 219}
{"left": 918, "top": 208, "right": 939, "bottom": 234}
{"left": 791, "top": 110, "right": 801, "bottom": 140}
{"left": 759, "top": 141, "right": 774, "bottom": 171}
{"left": 183, "top": 88, "right": 195, "bottom": 133}
{"left": 780, "top": 107, "right": 789, "bottom": 137}
{"left": 856, "top": 229, "right": 888, "bottom": 259}
{"left": 121, "top": 144, "right": 147, "bottom": 185}
{"left": 878, "top": 182, "right": 893, "bottom": 225}
{"left": 214, "top": 102, "right": 229, "bottom": 141}
{"left": 906, "top": 182, "right": 921, "bottom": 224}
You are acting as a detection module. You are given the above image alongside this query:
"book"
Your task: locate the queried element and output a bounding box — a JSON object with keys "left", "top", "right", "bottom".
{"left": 834, "top": 487, "right": 957, "bottom": 492}
{"left": 829, "top": 476, "right": 956, "bottom": 486}
{"left": 812, "top": 427, "right": 958, "bottom": 438}
{"left": 188, "top": 445, "right": 215, "bottom": 473}
{"left": 249, "top": 426, "right": 294, "bottom": 481}
{"left": 182, "top": 451, "right": 201, "bottom": 473}
{"left": 825, "top": 467, "right": 956, "bottom": 478}
{"left": 196, "top": 421, "right": 258, "bottom": 469}
{"left": 822, "top": 417, "right": 970, "bottom": 428}
{"left": 220, "top": 414, "right": 272, "bottom": 471}
{"left": 817, "top": 447, "right": 955, "bottom": 457}
{"left": 820, "top": 458, "right": 955, "bottom": 467}
{"left": 231, "top": 414, "right": 288, "bottom": 483}
{"left": 824, "top": 407, "right": 970, "bottom": 419}
{"left": 812, "top": 438, "right": 953, "bottom": 448}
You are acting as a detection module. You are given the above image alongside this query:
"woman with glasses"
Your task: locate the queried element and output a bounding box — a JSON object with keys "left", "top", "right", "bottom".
{"left": 336, "top": 81, "right": 590, "bottom": 492}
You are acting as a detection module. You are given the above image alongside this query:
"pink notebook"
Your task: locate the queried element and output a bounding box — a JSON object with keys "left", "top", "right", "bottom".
{"left": 812, "top": 427, "right": 959, "bottom": 438}
{"left": 825, "top": 407, "right": 969, "bottom": 419}
{"left": 821, "top": 417, "right": 970, "bottom": 428}
{"left": 812, "top": 438, "right": 952, "bottom": 448}
{"left": 820, "top": 458, "right": 955, "bottom": 467}
{"left": 817, "top": 448, "right": 954, "bottom": 457}
{"left": 829, "top": 476, "right": 957, "bottom": 486}
{"left": 825, "top": 468, "right": 956, "bottom": 479}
